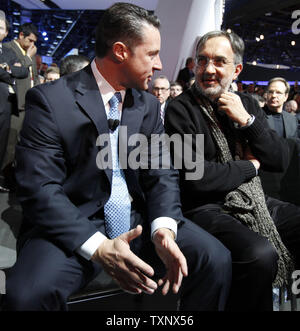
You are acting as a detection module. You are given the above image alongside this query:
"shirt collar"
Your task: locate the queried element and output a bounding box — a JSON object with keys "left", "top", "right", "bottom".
{"left": 91, "top": 59, "right": 125, "bottom": 108}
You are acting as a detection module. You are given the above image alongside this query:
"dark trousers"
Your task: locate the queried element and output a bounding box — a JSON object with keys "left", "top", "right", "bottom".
{"left": 184, "top": 196, "right": 300, "bottom": 311}
{"left": 3, "top": 214, "right": 231, "bottom": 311}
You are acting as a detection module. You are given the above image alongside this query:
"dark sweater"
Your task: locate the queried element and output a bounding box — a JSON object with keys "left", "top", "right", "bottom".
{"left": 165, "top": 88, "right": 289, "bottom": 212}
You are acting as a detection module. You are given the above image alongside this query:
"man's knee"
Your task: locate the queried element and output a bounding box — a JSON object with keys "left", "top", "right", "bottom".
{"left": 4, "top": 272, "right": 65, "bottom": 311}
{"left": 240, "top": 237, "right": 278, "bottom": 278}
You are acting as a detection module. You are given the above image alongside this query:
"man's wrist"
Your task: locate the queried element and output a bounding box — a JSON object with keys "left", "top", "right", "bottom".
{"left": 151, "top": 217, "right": 178, "bottom": 241}
{"left": 237, "top": 114, "right": 255, "bottom": 129}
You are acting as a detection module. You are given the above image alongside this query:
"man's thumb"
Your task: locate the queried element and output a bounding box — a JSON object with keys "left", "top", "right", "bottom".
{"left": 121, "top": 225, "right": 143, "bottom": 243}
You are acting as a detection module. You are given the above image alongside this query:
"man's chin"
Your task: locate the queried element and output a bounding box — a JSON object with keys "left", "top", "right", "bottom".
{"left": 196, "top": 84, "right": 222, "bottom": 101}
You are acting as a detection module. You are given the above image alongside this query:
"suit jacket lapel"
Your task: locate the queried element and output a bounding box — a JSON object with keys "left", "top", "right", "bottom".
{"left": 75, "top": 67, "right": 112, "bottom": 182}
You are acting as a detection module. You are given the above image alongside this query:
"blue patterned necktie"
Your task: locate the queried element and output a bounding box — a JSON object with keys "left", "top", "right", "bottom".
{"left": 104, "top": 92, "right": 131, "bottom": 238}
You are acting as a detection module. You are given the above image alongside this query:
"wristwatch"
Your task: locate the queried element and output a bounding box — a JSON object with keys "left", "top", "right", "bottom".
{"left": 236, "top": 114, "right": 255, "bottom": 129}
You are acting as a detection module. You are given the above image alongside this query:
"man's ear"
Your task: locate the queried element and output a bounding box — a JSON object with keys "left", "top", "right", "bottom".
{"left": 233, "top": 63, "right": 243, "bottom": 81}
{"left": 112, "top": 41, "right": 129, "bottom": 63}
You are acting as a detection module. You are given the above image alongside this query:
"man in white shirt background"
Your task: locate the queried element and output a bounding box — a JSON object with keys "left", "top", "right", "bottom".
{"left": 152, "top": 75, "right": 170, "bottom": 123}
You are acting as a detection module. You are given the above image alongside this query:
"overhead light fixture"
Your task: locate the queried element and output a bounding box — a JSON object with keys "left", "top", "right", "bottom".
{"left": 256, "top": 37, "right": 260, "bottom": 42}
{"left": 252, "top": 61, "right": 257, "bottom": 65}
{"left": 291, "top": 41, "right": 296, "bottom": 46}
{"left": 276, "top": 65, "right": 280, "bottom": 69}
{"left": 227, "top": 29, "right": 232, "bottom": 33}
{"left": 260, "top": 34, "right": 264, "bottom": 40}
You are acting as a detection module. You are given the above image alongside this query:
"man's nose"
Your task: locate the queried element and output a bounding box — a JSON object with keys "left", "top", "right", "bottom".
{"left": 204, "top": 61, "right": 216, "bottom": 74}
{"left": 153, "top": 54, "right": 162, "bottom": 71}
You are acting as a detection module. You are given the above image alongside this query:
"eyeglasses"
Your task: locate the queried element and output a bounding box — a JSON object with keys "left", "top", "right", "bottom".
{"left": 196, "top": 55, "right": 234, "bottom": 68}
{"left": 153, "top": 87, "right": 169, "bottom": 92}
{"left": 267, "top": 90, "right": 286, "bottom": 96}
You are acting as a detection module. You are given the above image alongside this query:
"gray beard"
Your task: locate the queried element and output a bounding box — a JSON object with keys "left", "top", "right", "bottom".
{"left": 194, "top": 75, "right": 234, "bottom": 102}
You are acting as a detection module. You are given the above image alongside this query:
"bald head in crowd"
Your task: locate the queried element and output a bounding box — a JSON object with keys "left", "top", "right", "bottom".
{"left": 285, "top": 100, "right": 298, "bottom": 115}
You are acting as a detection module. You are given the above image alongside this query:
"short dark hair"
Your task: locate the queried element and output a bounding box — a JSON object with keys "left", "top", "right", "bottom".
{"left": 185, "top": 57, "right": 194, "bottom": 66}
{"left": 196, "top": 30, "right": 245, "bottom": 65}
{"left": 19, "top": 22, "right": 38, "bottom": 38}
{"left": 95, "top": 2, "right": 160, "bottom": 58}
{"left": 60, "top": 55, "right": 90, "bottom": 76}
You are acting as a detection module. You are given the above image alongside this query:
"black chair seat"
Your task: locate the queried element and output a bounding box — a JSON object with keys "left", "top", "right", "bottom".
{"left": 67, "top": 270, "right": 122, "bottom": 305}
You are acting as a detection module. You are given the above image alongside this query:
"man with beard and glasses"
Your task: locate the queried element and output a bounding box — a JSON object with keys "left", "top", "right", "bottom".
{"left": 165, "top": 30, "right": 300, "bottom": 311}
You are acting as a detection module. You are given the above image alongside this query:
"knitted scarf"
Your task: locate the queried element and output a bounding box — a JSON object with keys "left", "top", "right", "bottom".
{"left": 192, "top": 87, "right": 294, "bottom": 287}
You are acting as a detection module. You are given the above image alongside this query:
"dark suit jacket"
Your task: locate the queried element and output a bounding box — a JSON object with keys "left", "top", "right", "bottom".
{"left": 264, "top": 108, "right": 298, "bottom": 139}
{"left": 0, "top": 45, "right": 28, "bottom": 114}
{"left": 4, "top": 40, "right": 39, "bottom": 112}
{"left": 15, "top": 65, "right": 184, "bottom": 254}
{"left": 165, "top": 89, "right": 289, "bottom": 212}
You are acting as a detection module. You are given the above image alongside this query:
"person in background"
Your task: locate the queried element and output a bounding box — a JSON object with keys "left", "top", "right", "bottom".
{"left": 3, "top": 22, "right": 40, "bottom": 189}
{"left": 169, "top": 81, "right": 183, "bottom": 100}
{"left": 285, "top": 99, "right": 298, "bottom": 115}
{"left": 60, "top": 54, "right": 90, "bottom": 76}
{"left": 263, "top": 77, "right": 298, "bottom": 139}
{"left": 177, "top": 57, "right": 195, "bottom": 91}
{"left": 4, "top": 22, "right": 39, "bottom": 113}
{"left": 3, "top": 3, "right": 231, "bottom": 311}
{"left": 44, "top": 66, "right": 60, "bottom": 82}
{"left": 151, "top": 75, "right": 170, "bottom": 123}
{"left": 0, "top": 12, "right": 28, "bottom": 192}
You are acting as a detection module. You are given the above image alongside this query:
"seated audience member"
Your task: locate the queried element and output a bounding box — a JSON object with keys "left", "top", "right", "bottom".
{"left": 152, "top": 75, "right": 170, "bottom": 123}
{"left": 263, "top": 77, "right": 298, "bottom": 139}
{"left": 177, "top": 57, "right": 195, "bottom": 90}
{"left": 169, "top": 81, "right": 183, "bottom": 99}
{"left": 60, "top": 55, "right": 90, "bottom": 76}
{"left": 285, "top": 100, "right": 298, "bottom": 115}
{"left": 44, "top": 66, "right": 60, "bottom": 82}
{"left": 3, "top": 3, "right": 231, "bottom": 311}
{"left": 165, "top": 30, "right": 300, "bottom": 311}
{"left": 252, "top": 93, "right": 265, "bottom": 108}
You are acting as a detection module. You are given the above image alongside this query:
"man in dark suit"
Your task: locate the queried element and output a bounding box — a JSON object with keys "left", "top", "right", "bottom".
{"left": 165, "top": 30, "right": 300, "bottom": 311}
{"left": 3, "top": 3, "right": 231, "bottom": 311}
{"left": 3, "top": 23, "right": 39, "bottom": 181}
{"left": 263, "top": 77, "right": 298, "bottom": 139}
{"left": 0, "top": 16, "right": 28, "bottom": 192}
